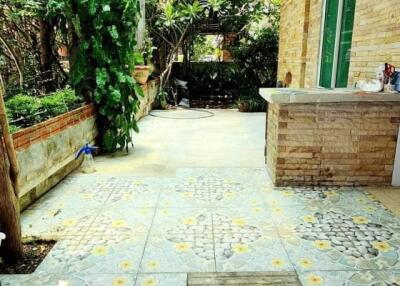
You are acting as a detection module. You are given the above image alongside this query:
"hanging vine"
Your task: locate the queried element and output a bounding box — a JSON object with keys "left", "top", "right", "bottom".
{"left": 48, "top": 0, "right": 143, "bottom": 152}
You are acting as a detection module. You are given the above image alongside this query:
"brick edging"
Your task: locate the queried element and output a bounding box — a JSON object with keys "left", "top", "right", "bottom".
{"left": 12, "top": 104, "right": 96, "bottom": 151}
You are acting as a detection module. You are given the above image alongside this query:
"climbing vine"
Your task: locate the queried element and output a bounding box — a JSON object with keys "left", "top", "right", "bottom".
{"left": 48, "top": 0, "right": 143, "bottom": 152}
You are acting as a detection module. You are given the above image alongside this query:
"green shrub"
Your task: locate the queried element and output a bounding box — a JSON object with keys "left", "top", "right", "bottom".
{"left": 5, "top": 94, "right": 41, "bottom": 126}
{"left": 41, "top": 89, "right": 78, "bottom": 117}
{"left": 5, "top": 89, "right": 80, "bottom": 128}
{"left": 8, "top": 125, "right": 21, "bottom": 134}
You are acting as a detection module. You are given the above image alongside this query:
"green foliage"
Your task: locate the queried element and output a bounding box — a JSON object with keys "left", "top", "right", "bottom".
{"left": 5, "top": 89, "right": 80, "bottom": 127}
{"left": 47, "top": 0, "right": 142, "bottom": 152}
{"left": 8, "top": 125, "right": 21, "bottom": 134}
{"left": 238, "top": 94, "right": 266, "bottom": 112}
{"left": 40, "top": 89, "right": 78, "bottom": 117}
{"left": 5, "top": 94, "right": 41, "bottom": 125}
{"left": 229, "top": 28, "right": 279, "bottom": 88}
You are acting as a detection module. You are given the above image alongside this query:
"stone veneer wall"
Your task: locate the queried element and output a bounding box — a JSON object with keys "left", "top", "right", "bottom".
{"left": 13, "top": 104, "right": 98, "bottom": 210}
{"left": 277, "top": 0, "right": 400, "bottom": 88}
{"left": 266, "top": 102, "right": 400, "bottom": 186}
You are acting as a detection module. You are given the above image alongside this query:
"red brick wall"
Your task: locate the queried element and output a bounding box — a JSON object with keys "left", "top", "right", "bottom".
{"left": 12, "top": 104, "right": 96, "bottom": 151}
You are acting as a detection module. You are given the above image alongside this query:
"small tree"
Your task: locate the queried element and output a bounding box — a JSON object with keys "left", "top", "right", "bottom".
{"left": 48, "top": 0, "right": 143, "bottom": 152}
{"left": 0, "top": 76, "right": 22, "bottom": 262}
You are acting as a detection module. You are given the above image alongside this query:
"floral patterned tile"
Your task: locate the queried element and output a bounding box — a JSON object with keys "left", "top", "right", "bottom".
{"left": 298, "top": 270, "right": 386, "bottom": 286}
{"left": 175, "top": 167, "right": 271, "bottom": 191}
{"left": 135, "top": 274, "right": 187, "bottom": 286}
{"left": 278, "top": 205, "right": 400, "bottom": 271}
{"left": 87, "top": 207, "right": 155, "bottom": 235}
{"left": 212, "top": 207, "right": 275, "bottom": 234}
{"left": 37, "top": 234, "right": 147, "bottom": 274}
{"left": 140, "top": 231, "right": 215, "bottom": 273}
{"left": 214, "top": 231, "right": 293, "bottom": 272}
{"left": 0, "top": 273, "right": 137, "bottom": 286}
{"left": 151, "top": 208, "right": 213, "bottom": 234}
{"left": 379, "top": 270, "right": 400, "bottom": 284}
{"left": 21, "top": 208, "right": 99, "bottom": 239}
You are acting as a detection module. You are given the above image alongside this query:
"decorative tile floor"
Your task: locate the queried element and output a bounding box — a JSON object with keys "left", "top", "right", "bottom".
{"left": 2, "top": 167, "right": 400, "bottom": 286}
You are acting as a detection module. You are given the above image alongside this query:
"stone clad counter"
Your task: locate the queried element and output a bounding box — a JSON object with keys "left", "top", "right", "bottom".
{"left": 259, "top": 88, "right": 400, "bottom": 187}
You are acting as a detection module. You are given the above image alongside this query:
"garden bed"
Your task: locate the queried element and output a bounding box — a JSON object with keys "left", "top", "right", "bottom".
{"left": 0, "top": 240, "right": 56, "bottom": 274}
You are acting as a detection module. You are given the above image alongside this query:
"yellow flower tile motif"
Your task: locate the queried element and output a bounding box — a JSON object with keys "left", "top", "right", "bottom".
{"left": 232, "top": 218, "right": 247, "bottom": 226}
{"left": 252, "top": 207, "right": 262, "bottom": 213}
{"left": 271, "top": 258, "right": 285, "bottom": 268}
{"left": 161, "top": 201, "right": 171, "bottom": 207}
{"left": 232, "top": 243, "right": 249, "bottom": 254}
{"left": 283, "top": 191, "right": 294, "bottom": 197}
{"left": 142, "top": 277, "right": 158, "bottom": 286}
{"left": 324, "top": 191, "right": 337, "bottom": 197}
{"left": 91, "top": 245, "right": 108, "bottom": 256}
{"left": 182, "top": 218, "right": 197, "bottom": 225}
{"left": 268, "top": 200, "right": 279, "bottom": 206}
{"left": 250, "top": 200, "right": 259, "bottom": 206}
{"left": 133, "top": 179, "right": 143, "bottom": 185}
{"left": 160, "top": 209, "right": 171, "bottom": 216}
{"left": 182, "top": 192, "right": 194, "bottom": 198}
{"left": 81, "top": 193, "right": 94, "bottom": 200}
{"left": 367, "top": 194, "right": 377, "bottom": 201}
{"left": 372, "top": 241, "right": 392, "bottom": 253}
{"left": 357, "top": 198, "right": 367, "bottom": 204}
{"left": 306, "top": 274, "right": 323, "bottom": 285}
{"left": 62, "top": 219, "right": 78, "bottom": 227}
{"left": 223, "top": 192, "right": 235, "bottom": 198}
{"left": 187, "top": 177, "right": 197, "bottom": 183}
{"left": 111, "top": 220, "right": 128, "bottom": 228}
{"left": 314, "top": 240, "right": 332, "bottom": 251}
{"left": 146, "top": 260, "right": 160, "bottom": 270}
{"left": 119, "top": 260, "right": 134, "bottom": 270}
{"left": 139, "top": 209, "right": 151, "bottom": 215}
{"left": 303, "top": 215, "right": 317, "bottom": 223}
{"left": 223, "top": 178, "right": 234, "bottom": 184}
{"left": 352, "top": 216, "right": 369, "bottom": 225}
{"left": 363, "top": 206, "right": 376, "bottom": 213}
{"left": 175, "top": 242, "right": 192, "bottom": 252}
{"left": 299, "top": 258, "right": 314, "bottom": 269}
{"left": 272, "top": 207, "right": 283, "bottom": 214}
{"left": 112, "top": 277, "right": 127, "bottom": 286}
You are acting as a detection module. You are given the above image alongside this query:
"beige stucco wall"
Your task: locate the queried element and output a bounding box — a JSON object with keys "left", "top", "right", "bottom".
{"left": 277, "top": 0, "right": 400, "bottom": 88}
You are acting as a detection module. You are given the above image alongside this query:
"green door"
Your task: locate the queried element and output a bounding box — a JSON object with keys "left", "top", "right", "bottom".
{"left": 319, "top": 0, "right": 339, "bottom": 88}
{"left": 335, "top": 0, "right": 356, "bottom": 87}
{"left": 319, "top": 0, "right": 355, "bottom": 88}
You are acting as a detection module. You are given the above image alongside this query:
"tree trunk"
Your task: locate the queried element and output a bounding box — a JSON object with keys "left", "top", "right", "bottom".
{"left": 39, "top": 18, "right": 55, "bottom": 93}
{"left": 0, "top": 87, "right": 22, "bottom": 261}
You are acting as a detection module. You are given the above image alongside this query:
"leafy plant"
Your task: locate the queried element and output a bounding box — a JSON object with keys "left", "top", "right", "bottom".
{"left": 47, "top": 0, "right": 142, "bottom": 152}
{"left": 40, "top": 89, "right": 78, "bottom": 117}
{"left": 5, "top": 89, "right": 80, "bottom": 127}
{"left": 5, "top": 94, "right": 41, "bottom": 126}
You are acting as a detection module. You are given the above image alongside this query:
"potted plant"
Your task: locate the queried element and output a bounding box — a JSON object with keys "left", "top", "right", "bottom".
{"left": 133, "top": 33, "right": 155, "bottom": 85}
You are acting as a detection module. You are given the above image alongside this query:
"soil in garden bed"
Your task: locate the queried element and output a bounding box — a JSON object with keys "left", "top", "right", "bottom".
{"left": 0, "top": 240, "right": 56, "bottom": 274}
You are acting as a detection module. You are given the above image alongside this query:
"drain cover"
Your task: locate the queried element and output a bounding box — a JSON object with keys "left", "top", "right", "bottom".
{"left": 188, "top": 272, "right": 301, "bottom": 285}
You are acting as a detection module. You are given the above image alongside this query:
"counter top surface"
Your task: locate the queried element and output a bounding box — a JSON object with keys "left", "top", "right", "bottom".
{"left": 259, "top": 88, "right": 400, "bottom": 104}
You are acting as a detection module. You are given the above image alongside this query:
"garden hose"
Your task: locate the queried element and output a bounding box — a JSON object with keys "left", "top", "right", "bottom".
{"left": 149, "top": 106, "right": 215, "bottom": 120}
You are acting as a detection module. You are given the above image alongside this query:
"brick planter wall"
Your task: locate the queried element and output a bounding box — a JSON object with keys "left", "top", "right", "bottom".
{"left": 14, "top": 104, "right": 98, "bottom": 210}
{"left": 13, "top": 104, "right": 95, "bottom": 150}
{"left": 266, "top": 102, "right": 400, "bottom": 186}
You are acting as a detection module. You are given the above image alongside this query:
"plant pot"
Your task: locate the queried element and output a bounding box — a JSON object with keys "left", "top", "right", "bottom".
{"left": 133, "top": 65, "right": 151, "bottom": 85}
{"left": 238, "top": 101, "right": 249, "bottom": 112}
{"left": 58, "top": 45, "right": 69, "bottom": 57}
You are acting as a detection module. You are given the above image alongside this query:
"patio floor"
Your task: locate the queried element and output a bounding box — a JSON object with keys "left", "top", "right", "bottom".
{"left": 2, "top": 109, "right": 400, "bottom": 286}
